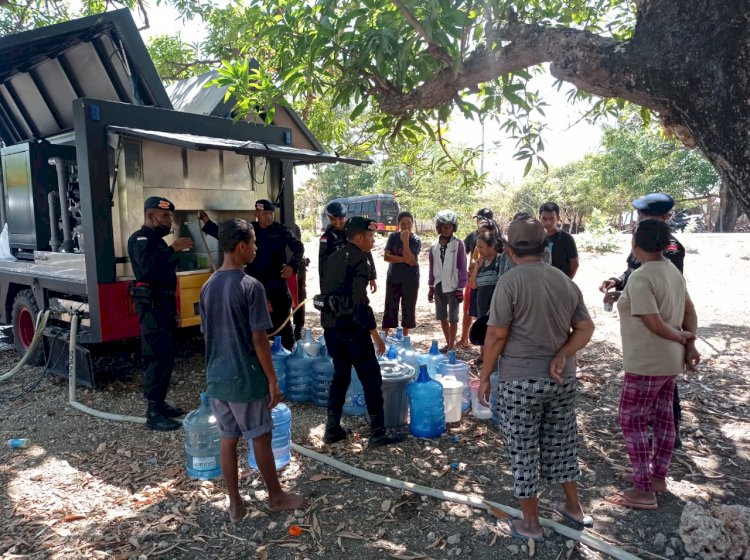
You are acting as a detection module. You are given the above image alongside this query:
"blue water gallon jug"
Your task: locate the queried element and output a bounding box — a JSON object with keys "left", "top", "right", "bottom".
{"left": 418, "top": 340, "right": 445, "bottom": 378}
{"left": 311, "top": 346, "right": 335, "bottom": 407}
{"left": 397, "top": 336, "right": 421, "bottom": 372}
{"left": 300, "top": 328, "right": 322, "bottom": 358}
{"left": 407, "top": 365, "right": 446, "bottom": 438}
{"left": 385, "top": 327, "right": 404, "bottom": 350}
{"left": 343, "top": 368, "right": 367, "bottom": 416}
{"left": 490, "top": 371, "right": 500, "bottom": 426}
{"left": 379, "top": 343, "right": 400, "bottom": 363}
{"left": 183, "top": 392, "right": 222, "bottom": 480}
{"left": 285, "top": 343, "right": 313, "bottom": 402}
{"left": 437, "top": 351, "right": 471, "bottom": 412}
{"left": 271, "top": 336, "right": 291, "bottom": 393}
{"left": 248, "top": 403, "right": 292, "bottom": 470}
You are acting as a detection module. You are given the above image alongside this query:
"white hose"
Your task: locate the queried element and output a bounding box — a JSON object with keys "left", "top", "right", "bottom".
{"left": 290, "top": 443, "right": 641, "bottom": 560}
{"left": 0, "top": 309, "right": 50, "bottom": 382}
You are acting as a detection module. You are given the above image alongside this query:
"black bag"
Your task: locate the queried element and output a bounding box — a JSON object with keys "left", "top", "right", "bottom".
{"left": 469, "top": 315, "right": 489, "bottom": 345}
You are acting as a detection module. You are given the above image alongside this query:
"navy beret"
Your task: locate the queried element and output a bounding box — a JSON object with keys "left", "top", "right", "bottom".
{"left": 144, "top": 196, "right": 175, "bottom": 211}
{"left": 632, "top": 193, "right": 675, "bottom": 216}
{"left": 346, "top": 216, "right": 377, "bottom": 233}
{"left": 255, "top": 199, "right": 275, "bottom": 211}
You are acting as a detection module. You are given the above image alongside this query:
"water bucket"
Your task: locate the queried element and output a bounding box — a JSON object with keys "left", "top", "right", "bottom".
{"left": 380, "top": 360, "right": 416, "bottom": 428}
{"left": 470, "top": 379, "right": 493, "bottom": 420}
{"left": 438, "top": 375, "right": 464, "bottom": 423}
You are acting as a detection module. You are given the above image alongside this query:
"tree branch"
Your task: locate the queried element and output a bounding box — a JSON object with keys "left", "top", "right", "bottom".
{"left": 390, "top": 0, "right": 453, "bottom": 66}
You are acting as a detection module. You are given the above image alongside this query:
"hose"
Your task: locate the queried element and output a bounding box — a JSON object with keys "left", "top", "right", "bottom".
{"left": 0, "top": 309, "right": 51, "bottom": 382}
{"left": 290, "top": 443, "right": 641, "bottom": 560}
{"left": 197, "top": 223, "right": 217, "bottom": 272}
{"left": 267, "top": 298, "right": 310, "bottom": 338}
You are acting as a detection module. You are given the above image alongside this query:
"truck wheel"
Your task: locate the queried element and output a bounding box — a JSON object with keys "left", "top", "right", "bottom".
{"left": 12, "top": 290, "right": 45, "bottom": 366}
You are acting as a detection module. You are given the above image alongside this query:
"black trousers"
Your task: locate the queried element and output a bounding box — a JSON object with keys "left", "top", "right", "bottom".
{"left": 138, "top": 305, "right": 176, "bottom": 404}
{"left": 382, "top": 279, "right": 419, "bottom": 329}
{"left": 293, "top": 262, "right": 308, "bottom": 340}
{"left": 324, "top": 327, "right": 385, "bottom": 431}
{"left": 268, "top": 287, "right": 295, "bottom": 350}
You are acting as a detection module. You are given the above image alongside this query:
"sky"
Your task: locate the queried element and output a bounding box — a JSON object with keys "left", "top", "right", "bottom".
{"left": 137, "top": 4, "right": 604, "bottom": 186}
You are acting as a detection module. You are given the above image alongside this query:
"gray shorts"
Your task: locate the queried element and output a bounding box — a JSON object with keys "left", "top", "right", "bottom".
{"left": 210, "top": 397, "right": 274, "bottom": 440}
{"left": 435, "top": 284, "right": 460, "bottom": 323}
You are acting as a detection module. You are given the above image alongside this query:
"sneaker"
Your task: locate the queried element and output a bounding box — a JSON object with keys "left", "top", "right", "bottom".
{"left": 323, "top": 425, "right": 350, "bottom": 444}
{"left": 146, "top": 413, "right": 181, "bottom": 431}
{"left": 156, "top": 402, "right": 185, "bottom": 418}
{"left": 369, "top": 429, "right": 405, "bottom": 447}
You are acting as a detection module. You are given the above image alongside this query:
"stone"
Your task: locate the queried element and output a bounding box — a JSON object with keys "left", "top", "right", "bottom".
{"left": 665, "top": 548, "right": 675, "bottom": 557}
{"left": 427, "top": 532, "right": 436, "bottom": 541}
{"left": 654, "top": 533, "right": 667, "bottom": 547}
{"left": 447, "top": 534, "right": 461, "bottom": 545}
{"left": 252, "top": 530, "right": 264, "bottom": 543}
{"left": 507, "top": 544, "right": 520, "bottom": 554}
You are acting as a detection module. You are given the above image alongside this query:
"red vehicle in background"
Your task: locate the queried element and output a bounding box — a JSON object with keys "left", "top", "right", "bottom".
{"left": 319, "top": 194, "right": 400, "bottom": 234}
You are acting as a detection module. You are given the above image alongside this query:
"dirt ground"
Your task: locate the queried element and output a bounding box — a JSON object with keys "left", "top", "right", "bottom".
{"left": 1, "top": 232, "right": 749, "bottom": 560}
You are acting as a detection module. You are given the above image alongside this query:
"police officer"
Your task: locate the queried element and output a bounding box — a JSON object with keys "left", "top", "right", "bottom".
{"left": 127, "top": 197, "right": 193, "bottom": 431}
{"left": 319, "top": 201, "right": 377, "bottom": 290}
{"left": 200, "top": 200, "right": 303, "bottom": 350}
{"left": 600, "top": 192, "right": 686, "bottom": 446}
{"left": 319, "top": 217, "right": 404, "bottom": 447}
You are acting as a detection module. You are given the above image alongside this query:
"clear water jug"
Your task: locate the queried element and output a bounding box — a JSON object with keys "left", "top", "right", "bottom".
{"left": 343, "top": 368, "right": 367, "bottom": 416}
{"left": 437, "top": 351, "right": 471, "bottom": 412}
{"left": 397, "top": 336, "right": 421, "bottom": 372}
{"left": 407, "top": 365, "right": 446, "bottom": 438}
{"left": 183, "top": 392, "right": 222, "bottom": 480}
{"left": 300, "top": 328, "right": 322, "bottom": 358}
{"left": 418, "top": 340, "right": 445, "bottom": 378}
{"left": 285, "top": 343, "right": 313, "bottom": 402}
{"left": 311, "top": 346, "right": 335, "bottom": 407}
{"left": 385, "top": 327, "right": 404, "bottom": 350}
{"left": 271, "top": 336, "right": 291, "bottom": 393}
{"left": 248, "top": 403, "right": 292, "bottom": 471}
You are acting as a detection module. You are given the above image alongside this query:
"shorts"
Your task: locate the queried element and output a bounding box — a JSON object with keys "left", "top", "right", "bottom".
{"left": 210, "top": 396, "right": 274, "bottom": 440}
{"left": 434, "top": 284, "right": 460, "bottom": 323}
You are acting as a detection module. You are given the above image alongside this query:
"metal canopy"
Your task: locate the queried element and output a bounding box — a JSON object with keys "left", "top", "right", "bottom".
{"left": 108, "top": 126, "right": 370, "bottom": 166}
{"left": 0, "top": 9, "right": 171, "bottom": 146}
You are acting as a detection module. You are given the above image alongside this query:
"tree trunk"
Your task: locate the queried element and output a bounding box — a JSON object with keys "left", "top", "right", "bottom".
{"left": 714, "top": 181, "right": 741, "bottom": 232}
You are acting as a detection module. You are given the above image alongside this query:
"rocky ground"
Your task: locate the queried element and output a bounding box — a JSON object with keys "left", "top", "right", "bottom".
{"left": 1, "top": 233, "right": 749, "bottom": 560}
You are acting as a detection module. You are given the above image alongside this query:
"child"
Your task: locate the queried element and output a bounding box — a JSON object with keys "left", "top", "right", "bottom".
{"left": 199, "top": 218, "right": 305, "bottom": 522}
{"left": 428, "top": 210, "right": 468, "bottom": 351}
{"left": 382, "top": 211, "right": 422, "bottom": 336}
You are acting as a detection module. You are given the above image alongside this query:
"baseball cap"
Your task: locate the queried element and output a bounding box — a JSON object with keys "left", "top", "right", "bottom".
{"left": 326, "top": 201, "right": 347, "bottom": 218}
{"left": 255, "top": 199, "right": 275, "bottom": 212}
{"left": 144, "top": 196, "right": 175, "bottom": 212}
{"left": 346, "top": 216, "right": 377, "bottom": 233}
{"left": 632, "top": 193, "right": 674, "bottom": 216}
{"left": 473, "top": 208, "right": 494, "bottom": 220}
{"left": 507, "top": 218, "right": 546, "bottom": 249}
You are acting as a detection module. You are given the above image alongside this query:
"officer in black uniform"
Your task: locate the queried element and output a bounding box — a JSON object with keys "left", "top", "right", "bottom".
{"left": 200, "top": 200, "right": 303, "bottom": 350}
{"left": 319, "top": 201, "right": 377, "bottom": 290}
{"left": 600, "top": 192, "right": 687, "bottom": 446}
{"left": 319, "top": 217, "right": 403, "bottom": 447}
{"left": 127, "top": 197, "right": 193, "bottom": 431}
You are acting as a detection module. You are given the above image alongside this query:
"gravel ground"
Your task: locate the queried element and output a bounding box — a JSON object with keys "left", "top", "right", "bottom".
{"left": 1, "top": 232, "right": 749, "bottom": 560}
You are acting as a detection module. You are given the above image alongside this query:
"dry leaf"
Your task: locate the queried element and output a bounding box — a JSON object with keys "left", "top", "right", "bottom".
{"left": 380, "top": 499, "right": 392, "bottom": 512}
{"left": 310, "top": 474, "right": 337, "bottom": 482}
{"left": 487, "top": 505, "right": 511, "bottom": 520}
{"left": 258, "top": 550, "right": 269, "bottom": 560}
{"left": 61, "top": 513, "right": 86, "bottom": 522}
{"left": 528, "top": 537, "right": 535, "bottom": 556}
{"left": 389, "top": 554, "right": 427, "bottom": 560}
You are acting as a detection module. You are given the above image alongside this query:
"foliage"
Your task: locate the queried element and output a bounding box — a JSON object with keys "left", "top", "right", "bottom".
{"left": 0, "top": 0, "right": 143, "bottom": 36}
{"left": 574, "top": 210, "right": 621, "bottom": 253}
{"left": 147, "top": 35, "right": 213, "bottom": 82}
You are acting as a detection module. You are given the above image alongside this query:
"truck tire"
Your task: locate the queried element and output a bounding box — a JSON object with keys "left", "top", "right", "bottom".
{"left": 12, "top": 290, "right": 45, "bottom": 366}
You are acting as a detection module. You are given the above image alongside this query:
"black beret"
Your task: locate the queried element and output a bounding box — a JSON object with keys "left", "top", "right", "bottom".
{"left": 346, "top": 216, "right": 377, "bottom": 233}
{"left": 255, "top": 199, "right": 275, "bottom": 211}
{"left": 326, "top": 201, "right": 347, "bottom": 218}
{"left": 632, "top": 193, "right": 675, "bottom": 216}
{"left": 144, "top": 197, "right": 175, "bottom": 211}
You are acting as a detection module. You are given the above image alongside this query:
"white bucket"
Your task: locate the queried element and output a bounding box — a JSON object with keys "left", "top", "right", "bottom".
{"left": 470, "top": 379, "right": 493, "bottom": 420}
{"left": 438, "top": 375, "right": 464, "bottom": 423}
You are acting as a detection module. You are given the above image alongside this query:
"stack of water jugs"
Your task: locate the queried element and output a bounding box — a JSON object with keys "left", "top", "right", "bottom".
{"left": 271, "top": 336, "right": 291, "bottom": 393}
{"left": 284, "top": 329, "right": 320, "bottom": 402}
{"left": 311, "top": 346, "right": 335, "bottom": 407}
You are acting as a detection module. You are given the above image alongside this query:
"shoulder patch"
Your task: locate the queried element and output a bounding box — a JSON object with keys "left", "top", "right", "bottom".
{"left": 320, "top": 236, "right": 328, "bottom": 242}
{"left": 137, "top": 237, "right": 148, "bottom": 241}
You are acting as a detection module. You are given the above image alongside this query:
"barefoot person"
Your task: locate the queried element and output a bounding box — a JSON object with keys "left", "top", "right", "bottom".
{"left": 605, "top": 219, "right": 699, "bottom": 510}
{"left": 478, "top": 217, "right": 595, "bottom": 541}
{"left": 199, "top": 218, "right": 304, "bottom": 522}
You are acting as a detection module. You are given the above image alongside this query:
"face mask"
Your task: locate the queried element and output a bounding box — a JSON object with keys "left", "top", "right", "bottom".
{"left": 154, "top": 225, "right": 172, "bottom": 238}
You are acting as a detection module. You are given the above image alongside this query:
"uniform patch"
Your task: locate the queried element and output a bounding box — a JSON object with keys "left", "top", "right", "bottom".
{"left": 137, "top": 237, "right": 148, "bottom": 241}
{"left": 320, "top": 236, "right": 328, "bottom": 242}
{"left": 666, "top": 243, "right": 679, "bottom": 252}
{"left": 158, "top": 200, "right": 171, "bottom": 210}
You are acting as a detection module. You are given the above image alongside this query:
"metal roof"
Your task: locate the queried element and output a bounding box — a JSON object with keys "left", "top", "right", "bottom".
{"left": 0, "top": 9, "right": 171, "bottom": 146}
{"left": 108, "top": 126, "right": 370, "bottom": 166}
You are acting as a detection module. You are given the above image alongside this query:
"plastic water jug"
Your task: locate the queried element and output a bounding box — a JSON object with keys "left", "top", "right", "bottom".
{"left": 300, "top": 328, "right": 322, "bottom": 358}
{"left": 407, "top": 365, "right": 445, "bottom": 438}
{"left": 343, "top": 369, "right": 367, "bottom": 416}
{"left": 418, "top": 340, "right": 445, "bottom": 378}
{"left": 470, "top": 379, "right": 493, "bottom": 420}
{"left": 397, "top": 336, "right": 421, "bottom": 372}
{"left": 437, "top": 375, "right": 464, "bottom": 423}
{"left": 248, "top": 403, "right": 292, "bottom": 470}
{"left": 380, "top": 343, "right": 399, "bottom": 362}
{"left": 385, "top": 327, "right": 405, "bottom": 350}
{"left": 183, "top": 392, "right": 222, "bottom": 480}
{"left": 311, "top": 346, "right": 335, "bottom": 407}
{"left": 285, "top": 343, "right": 313, "bottom": 402}
{"left": 437, "top": 351, "right": 471, "bottom": 412}
{"left": 490, "top": 371, "right": 500, "bottom": 426}
{"left": 271, "top": 336, "right": 291, "bottom": 393}
{"left": 380, "top": 361, "right": 416, "bottom": 428}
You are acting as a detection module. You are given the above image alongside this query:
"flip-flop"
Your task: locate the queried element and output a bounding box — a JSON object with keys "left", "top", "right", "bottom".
{"left": 497, "top": 519, "right": 545, "bottom": 543}
{"left": 604, "top": 490, "right": 657, "bottom": 510}
{"left": 554, "top": 506, "right": 594, "bottom": 528}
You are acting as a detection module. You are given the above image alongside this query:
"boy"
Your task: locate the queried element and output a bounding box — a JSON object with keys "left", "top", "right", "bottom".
{"left": 382, "top": 211, "right": 421, "bottom": 336}
{"left": 199, "top": 218, "right": 304, "bottom": 522}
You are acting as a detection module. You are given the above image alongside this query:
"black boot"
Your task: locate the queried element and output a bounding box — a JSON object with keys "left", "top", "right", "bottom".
{"left": 156, "top": 401, "right": 185, "bottom": 418}
{"left": 323, "top": 410, "right": 350, "bottom": 444}
{"left": 368, "top": 414, "right": 404, "bottom": 447}
{"left": 146, "top": 402, "right": 181, "bottom": 431}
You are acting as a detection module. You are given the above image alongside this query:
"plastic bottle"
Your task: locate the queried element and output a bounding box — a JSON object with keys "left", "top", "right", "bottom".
{"left": 418, "top": 340, "right": 445, "bottom": 378}
{"left": 183, "top": 392, "right": 222, "bottom": 480}
{"left": 379, "top": 343, "right": 399, "bottom": 362}
{"left": 299, "top": 328, "right": 322, "bottom": 358}
{"left": 407, "top": 364, "right": 446, "bottom": 438}
{"left": 311, "top": 346, "right": 335, "bottom": 407}
{"left": 343, "top": 368, "right": 367, "bottom": 416}
{"left": 271, "top": 336, "right": 291, "bottom": 393}
{"left": 396, "top": 336, "right": 421, "bottom": 372}
{"left": 437, "top": 351, "right": 471, "bottom": 412}
{"left": 284, "top": 343, "right": 314, "bottom": 402}
{"left": 385, "top": 327, "right": 404, "bottom": 350}
{"left": 248, "top": 403, "right": 292, "bottom": 470}
{"left": 7, "top": 438, "right": 29, "bottom": 449}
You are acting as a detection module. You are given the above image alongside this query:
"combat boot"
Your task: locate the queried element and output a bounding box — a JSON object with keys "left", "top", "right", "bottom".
{"left": 146, "top": 401, "right": 181, "bottom": 431}
{"left": 369, "top": 428, "right": 405, "bottom": 448}
{"left": 155, "top": 401, "right": 185, "bottom": 418}
{"left": 323, "top": 411, "right": 350, "bottom": 444}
